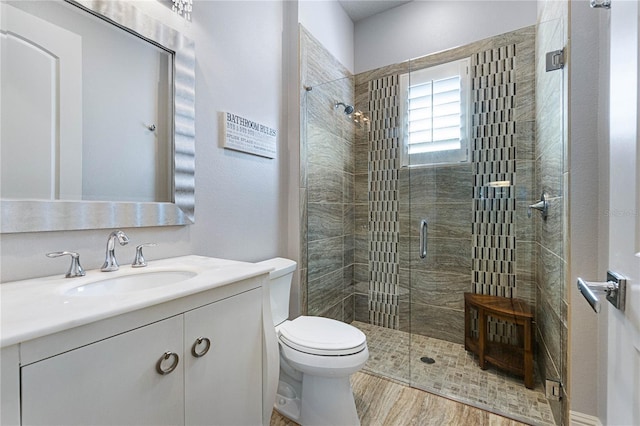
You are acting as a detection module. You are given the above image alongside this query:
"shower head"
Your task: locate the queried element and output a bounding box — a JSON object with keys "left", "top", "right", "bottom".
{"left": 335, "top": 102, "right": 354, "bottom": 115}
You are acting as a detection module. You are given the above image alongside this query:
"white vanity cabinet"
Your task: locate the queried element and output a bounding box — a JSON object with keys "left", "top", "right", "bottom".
{"left": 10, "top": 281, "right": 265, "bottom": 426}
{"left": 0, "top": 345, "right": 20, "bottom": 426}
{"left": 21, "top": 315, "right": 186, "bottom": 425}
{"left": 184, "top": 287, "right": 262, "bottom": 425}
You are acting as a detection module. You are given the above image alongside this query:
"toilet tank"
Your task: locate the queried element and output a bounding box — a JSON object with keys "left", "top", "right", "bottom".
{"left": 256, "top": 258, "right": 297, "bottom": 326}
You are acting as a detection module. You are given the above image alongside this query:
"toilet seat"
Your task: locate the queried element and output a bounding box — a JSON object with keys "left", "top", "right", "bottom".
{"left": 278, "top": 316, "right": 367, "bottom": 356}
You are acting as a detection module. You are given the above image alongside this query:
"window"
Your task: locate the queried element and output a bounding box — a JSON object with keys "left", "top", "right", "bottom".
{"left": 400, "top": 57, "right": 470, "bottom": 166}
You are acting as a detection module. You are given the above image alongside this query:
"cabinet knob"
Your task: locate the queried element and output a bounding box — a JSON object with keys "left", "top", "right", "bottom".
{"left": 191, "top": 337, "right": 211, "bottom": 358}
{"left": 156, "top": 351, "right": 179, "bottom": 375}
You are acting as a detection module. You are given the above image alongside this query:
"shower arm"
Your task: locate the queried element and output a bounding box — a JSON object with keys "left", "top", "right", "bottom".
{"left": 334, "top": 102, "right": 354, "bottom": 115}
{"left": 527, "top": 192, "right": 549, "bottom": 219}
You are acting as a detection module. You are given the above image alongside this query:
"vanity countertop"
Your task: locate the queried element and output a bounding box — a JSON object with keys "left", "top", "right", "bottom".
{"left": 0, "top": 255, "right": 272, "bottom": 348}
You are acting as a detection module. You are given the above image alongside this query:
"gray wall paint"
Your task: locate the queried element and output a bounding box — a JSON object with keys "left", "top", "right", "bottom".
{"left": 298, "top": 1, "right": 354, "bottom": 73}
{"left": 353, "top": 0, "right": 537, "bottom": 74}
{"left": 189, "top": 1, "right": 284, "bottom": 263}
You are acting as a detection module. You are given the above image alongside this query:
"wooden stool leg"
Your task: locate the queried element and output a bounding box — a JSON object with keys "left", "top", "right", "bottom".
{"left": 464, "top": 301, "right": 470, "bottom": 351}
{"left": 478, "top": 308, "right": 487, "bottom": 370}
{"left": 524, "top": 318, "right": 533, "bottom": 389}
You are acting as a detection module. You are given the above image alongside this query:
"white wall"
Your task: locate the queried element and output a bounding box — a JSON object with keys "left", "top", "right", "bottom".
{"left": 188, "top": 1, "right": 284, "bottom": 262}
{"left": 603, "top": 0, "right": 640, "bottom": 424}
{"left": 568, "top": 0, "right": 607, "bottom": 417}
{"left": 596, "top": 5, "right": 610, "bottom": 423}
{"left": 298, "top": 0, "right": 354, "bottom": 73}
{"left": 354, "top": 0, "right": 537, "bottom": 74}
{"left": 0, "top": 0, "right": 285, "bottom": 282}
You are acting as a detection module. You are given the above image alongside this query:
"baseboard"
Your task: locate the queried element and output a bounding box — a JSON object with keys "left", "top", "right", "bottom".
{"left": 570, "top": 410, "right": 602, "bottom": 426}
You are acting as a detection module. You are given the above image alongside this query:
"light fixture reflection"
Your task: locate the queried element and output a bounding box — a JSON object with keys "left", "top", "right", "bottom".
{"left": 172, "top": 0, "right": 192, "bottom": 21}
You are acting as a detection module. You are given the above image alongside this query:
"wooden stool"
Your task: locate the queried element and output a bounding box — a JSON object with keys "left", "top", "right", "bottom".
{"left": 464, "top": 292, "right": 534, "bottom": 389}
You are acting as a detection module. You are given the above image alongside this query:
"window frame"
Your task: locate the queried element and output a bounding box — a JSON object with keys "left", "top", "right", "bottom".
{"left": 400, "top": 57, "right": 471, "bottom": 167}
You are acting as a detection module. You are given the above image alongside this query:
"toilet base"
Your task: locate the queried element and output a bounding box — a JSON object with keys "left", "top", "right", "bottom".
{"left": 300, "top": 374, "right": 359, "bottom": 426}
{"left": 275, "top": 374, "right": 359, "bottom": 426}
{"left": 274, "top": 380, "right": 301, "bottom": 421}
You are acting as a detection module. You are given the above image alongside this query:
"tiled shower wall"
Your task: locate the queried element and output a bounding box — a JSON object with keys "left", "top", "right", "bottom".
{"left": 299, "top": 27, "right": 355, "bottom": 321}
{"left": 300, "top": 17, "right": 566, "bottom": 425}
{"left": 353, "top": 27, "right": 536, "bottom": 345}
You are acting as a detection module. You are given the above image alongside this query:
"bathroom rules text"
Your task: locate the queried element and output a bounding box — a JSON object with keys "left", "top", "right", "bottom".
{"left": 221, "top": 112, "right": 277, "bottom": 159}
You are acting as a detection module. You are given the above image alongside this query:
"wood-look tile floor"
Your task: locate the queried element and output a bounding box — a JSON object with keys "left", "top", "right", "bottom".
{"left": 270, "top": 371, "right": 530, "bottom": 426}
{"left": 352, "top": 322, "right": 554, "bottom": 425}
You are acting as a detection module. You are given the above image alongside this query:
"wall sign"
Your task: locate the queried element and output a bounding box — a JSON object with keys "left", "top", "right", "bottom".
{"left": 221, "top": 112, "right": 277, "bottom": 159}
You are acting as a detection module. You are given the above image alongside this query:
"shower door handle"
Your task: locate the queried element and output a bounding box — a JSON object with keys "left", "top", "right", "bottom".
{"left": 419, "top": 219, "right": 428, "bottom": 259}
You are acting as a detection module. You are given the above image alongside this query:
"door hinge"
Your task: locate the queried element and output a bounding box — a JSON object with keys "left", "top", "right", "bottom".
{"left": 545, "top": 379, "right": 562, "bottom": 401}
{"left": 546, "top": 49, "right": 565, "bottom": 72}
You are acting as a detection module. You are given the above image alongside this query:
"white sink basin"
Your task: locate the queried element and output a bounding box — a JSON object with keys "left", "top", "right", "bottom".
{"left": 0, "top": 255, "right": 273, "bottom": 348}
{"left": 63, "top": 270, "right": 197, "bottom": 297}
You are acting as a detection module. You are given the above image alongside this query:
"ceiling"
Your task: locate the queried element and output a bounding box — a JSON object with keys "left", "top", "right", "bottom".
{"left": 337, "top": 0, "right": 412, "bottom": 22}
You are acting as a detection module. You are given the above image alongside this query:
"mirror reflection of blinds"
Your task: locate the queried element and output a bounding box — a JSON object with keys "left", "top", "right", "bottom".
{"left": 407, "top": 75, "right": 461, "bottom": 154}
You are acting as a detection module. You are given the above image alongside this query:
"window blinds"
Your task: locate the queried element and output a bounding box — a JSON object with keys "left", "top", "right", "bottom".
{"left": 407, "top": 75, "right": 462, "bottom": 154}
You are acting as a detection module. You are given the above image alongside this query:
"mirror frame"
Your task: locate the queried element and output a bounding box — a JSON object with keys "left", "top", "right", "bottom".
{"left": 1, "top": 0, "right": 195, "bottom": 233}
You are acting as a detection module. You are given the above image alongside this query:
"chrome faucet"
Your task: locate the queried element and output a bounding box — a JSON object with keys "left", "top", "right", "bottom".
{"left": 46, "top": 251, "right": 86, "bottom": 278}
{"left": 101, "top": 230, "right": 130, "bottom": 272}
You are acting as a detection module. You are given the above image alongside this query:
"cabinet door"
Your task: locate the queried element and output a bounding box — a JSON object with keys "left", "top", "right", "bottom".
{"left": 184, "top": 288, "right": 262, "bottom": 425}
{"left": 1, "top": 345, "right": 20, "bottom": 426}
{"left": 21, "top": 316, "right": 184, "bottom": 426}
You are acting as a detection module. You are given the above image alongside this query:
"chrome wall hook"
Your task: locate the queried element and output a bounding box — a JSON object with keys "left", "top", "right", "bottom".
{"left": 528, "top": 192, "right": 549, "bottom": 219}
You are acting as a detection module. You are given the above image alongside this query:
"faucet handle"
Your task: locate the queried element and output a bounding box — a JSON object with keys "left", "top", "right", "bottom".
{"left": 46, "top": 251, "right": 86, "bottom": 278}
{"left": 132, "top": 243, "right": 157, "bottom": 268}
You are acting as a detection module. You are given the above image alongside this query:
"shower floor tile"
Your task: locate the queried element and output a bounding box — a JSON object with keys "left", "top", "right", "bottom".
{"left": 352, "top": 321, "right": 555, "bottom": 426}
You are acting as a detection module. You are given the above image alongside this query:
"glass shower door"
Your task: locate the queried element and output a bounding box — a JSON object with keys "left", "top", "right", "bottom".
{"left": 531, "top": 17, "right": 567, "bottom": 426}
{"left": 406, "top": 18, "right": 565, "bottom": 425}
{"left": 404, "top": 55, "right": 474, "bottom": 395}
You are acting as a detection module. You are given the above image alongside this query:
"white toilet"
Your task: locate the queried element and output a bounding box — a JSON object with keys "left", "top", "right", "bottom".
{"left": 259, "top": 258, "right": 369, "bottom": 426}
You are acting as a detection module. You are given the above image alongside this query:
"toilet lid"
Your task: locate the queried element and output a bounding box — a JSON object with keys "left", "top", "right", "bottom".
{"left": 279, "top": 316, "right": 367, "bottom": 356}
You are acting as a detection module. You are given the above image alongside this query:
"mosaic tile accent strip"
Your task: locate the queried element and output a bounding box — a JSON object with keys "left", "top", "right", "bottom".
{"left": 471, "top": 45, "right": 519, "bottom": 345}
{"left": 368, "top": 75, "right": 400, "bottom": 329}
{"left": 471, "top": 44, "right": 517, "bottom": 297}
{"left": 353, "top": 321, "right": 556, "bottom": 426}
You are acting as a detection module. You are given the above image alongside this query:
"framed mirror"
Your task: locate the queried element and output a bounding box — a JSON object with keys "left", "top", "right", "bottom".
{"left": 0, "top": 0, "right": 195, "bottom": 233}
